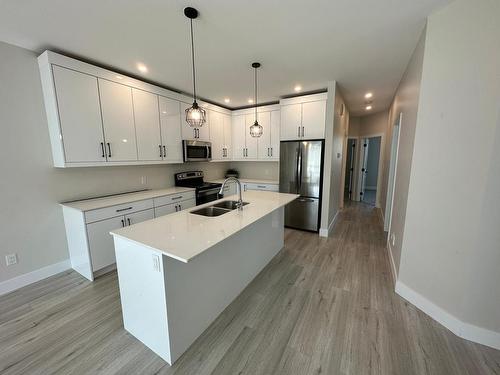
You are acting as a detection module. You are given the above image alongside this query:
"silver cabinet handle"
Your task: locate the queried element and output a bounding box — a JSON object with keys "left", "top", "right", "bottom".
{"left": 101, "top": 142, "right": 105, "bottom": 158}
{"left": 271, "top": 147, "right": 273, "bottom": 157}
{"left": 178, "top": 204, "right": 182, "bottom": 211}
{"left": 127, "top": 218, "right": 131, "bottom": 226}
{"left": 174, "top": 205, "right": 178, "bottom": 212}
{"left": 107, "top": 142, "right": 112, "bottom": 157}
{"left": 159, "top": 145, "right": 163, "bottom": 157}
{"left": 121, "top": 219, "right": 125, "bottom": 227}
{"left": 171, "top": 196, "right": 183, "bottom": 200}
{"left": 301, "top": 126, "right": 305, "bottom": 137}
{"left": 163, "top": 145, "right": 166, "bottom": 158}
{"left": 298, "top": 126, "right": 300, "bottom": 137}
{"left": 257, "top": 185, "right": 266, "bottom": 189}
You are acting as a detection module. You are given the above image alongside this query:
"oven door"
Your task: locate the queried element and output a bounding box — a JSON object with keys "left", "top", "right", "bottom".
{"left": 196, "top": 187, "right": 221, "bottom": 205}
{"left": 183, "top": 140, "right": 212, "bottom": 162}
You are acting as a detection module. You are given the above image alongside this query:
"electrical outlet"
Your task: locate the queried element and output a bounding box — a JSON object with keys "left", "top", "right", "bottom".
{"left": 141, "top": 176, "right": 147, "bottom": 185}
{"left": 5, "top": 253, "right": 17, "bottom": 266}
{"left": 391, "top": 233, "right": 396, "bottom": 247}
{"left": 152, "top": 254, "right": 160, "bottom": 272}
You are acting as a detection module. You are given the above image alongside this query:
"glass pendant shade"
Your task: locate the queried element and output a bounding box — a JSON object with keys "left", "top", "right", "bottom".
{"left": 185, "top": 101, "right": 206, "bottom": 128}
{"left": 250, "top": 120, "right": 263, "bottom": 137}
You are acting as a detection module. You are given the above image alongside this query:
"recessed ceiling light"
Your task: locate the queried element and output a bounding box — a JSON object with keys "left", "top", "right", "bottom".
{"left": 115, "top": 75, "right": 123, "bottom": 80}
{"left": 365, "top": 105, "right": 372, "bottom": 110}
{"left": 137, "top": 63, "right": 148, "bottom": 73}
{"left": 248, "top": 99, "right": 254, "bottom": 104}
{"left": 294, "top": 85, "right": 302, "bottom": 92}
{"left": 224, "top": 98, "right": 230, "bottom": 104}
{"left": 364, "top": 92, "right": 373, "bottom": 99}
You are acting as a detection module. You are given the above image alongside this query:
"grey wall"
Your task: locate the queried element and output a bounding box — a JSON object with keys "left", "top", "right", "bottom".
{"left": 0, "top": 42, "right": 229, "bottom": 283}
{"left": 365, "top": 137, "right": 380, "bottom": 189}
{"left": 385, "top": 28, "right": 426, "bottom": 275}
{"left": 398, "top": 0, "right": 500, "bottom": 335}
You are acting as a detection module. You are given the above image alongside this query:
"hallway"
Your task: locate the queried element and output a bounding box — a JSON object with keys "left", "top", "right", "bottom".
{"left": 1, "top": 203, "right": 499, "bottom": 374}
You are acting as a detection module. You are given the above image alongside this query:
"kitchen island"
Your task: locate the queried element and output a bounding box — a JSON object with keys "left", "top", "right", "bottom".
{"left": 110, "top": 190, "right": 298, "bottom": 365}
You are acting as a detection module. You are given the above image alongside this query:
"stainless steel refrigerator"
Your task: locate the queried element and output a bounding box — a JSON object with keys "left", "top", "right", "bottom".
{"left": 280, "top": 140, "right": 324, "bottom": 232}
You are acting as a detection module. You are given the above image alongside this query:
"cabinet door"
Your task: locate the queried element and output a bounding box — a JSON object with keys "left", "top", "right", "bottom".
{"left": 87, "top": 216, "right": 125, "bottom": 271}
{"left": 244, "top": 114, "right": 259, "bottom": 159}
{"left": 222, "top": 114, "right": 232, "bottom": 159}
{"left": 125, "top": 208, "right": 154, "bottom": 226}
{"left": 232, "top": 115, "right": 246, "bottom": 160}
{"left": 52, "top": 66, "right": 105, "bottom": 163}
{"left": 132, "top": 89, "right": 162, "bottom": 161}
{"left": 209, "top": 110, "right": 225, "bottom": 160}
{"left": 154, "top": 203, "right": 177, "bottom": 218}
{"left": 98, "top": 79, "right": 138, "bottom": 161}
{"left": 280, "top": 104, "right": 302, "bottom": 140}
{"left": 270, "top": 110, "right": 280, "bottom": 159}
{"left": 178, "top": 198, "right": 196, "bottom": 211}
{"left": 257, "top": 111, "right": 272, "bottom": 159}
{"left": 180, "top": 102, "right": 210, "bottom": 141}
{"left": 302, "top": 100, "right": 326, "bottom": 139}
{"left": 159, "top": 97, "right": 183, "bottom": 163}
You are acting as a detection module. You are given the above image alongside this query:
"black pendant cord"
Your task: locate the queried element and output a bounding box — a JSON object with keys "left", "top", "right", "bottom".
{"left": 190, "top": 18, "right": 197, "bottom": 103}
{"left": 254, "top": 66, "right": 257, "bottom": 122}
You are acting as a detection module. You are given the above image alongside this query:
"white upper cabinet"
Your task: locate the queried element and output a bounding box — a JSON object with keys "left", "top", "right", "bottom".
{"left": 159, "top": 96, "right": 183, "bottom": 163}
{"left": 132, "top": 89, "right": 162, "bottom": 161}
{"left": 302, "top": 100, "right": 326, "bottom": 139}
{"left": 52, "top": 66, "right": 106, "bottom": 163}
{"left": 280, "top": 93, "right": 327, "bottom": 140}
{"left": 209, "top": 110, "right": 232, "bottom": 160}
{"left": 180, "top": 102, "right": 210, "bottom": 141}
{"left": 232, "top": 115, "right": 246, "bottom": 160}
{"left": 98, "top": 79, "right": 138, "bottom": 161}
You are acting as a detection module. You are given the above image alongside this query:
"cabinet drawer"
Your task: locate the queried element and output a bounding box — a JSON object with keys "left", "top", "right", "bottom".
{"left": 85, "top": 199, "right": 154, "bottom": 223}
{"left": 153, "top": 191, "right": 195, "bottom": 207}
{"left": 245, "top": 183, "right": 279, "bottom": 192}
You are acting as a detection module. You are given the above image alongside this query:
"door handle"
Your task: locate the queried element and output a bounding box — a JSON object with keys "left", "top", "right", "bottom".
{"left": 107, "top": 142, "right": 112, "bottom": 157}
{"left": 100, "top": 142, "right": 105, "bottom": 158}
{"left": 127, "top": 218, "right": 131, "bottom": 226}
{"left": 163, "top": 145, "right": 166, "bottom": 158}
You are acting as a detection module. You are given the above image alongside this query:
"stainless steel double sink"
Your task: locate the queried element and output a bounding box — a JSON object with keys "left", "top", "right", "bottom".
{"left": 190, "top": 200, "right": 249, "bottom": 217}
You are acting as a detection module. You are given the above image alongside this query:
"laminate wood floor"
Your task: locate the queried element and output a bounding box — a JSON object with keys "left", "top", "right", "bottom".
{"left": 1, "top": 202, "right": 499, "bottom": 374}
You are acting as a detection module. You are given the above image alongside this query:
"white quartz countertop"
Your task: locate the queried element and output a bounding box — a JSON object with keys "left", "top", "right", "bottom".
{"left": 61, "top": 187, "right": 195, "bottom": 212}
{"left": 110, "top": 191, "right": 298, "bottom": 263}
{"left": 211, "top": 178, "right": 279, "bottom": 185}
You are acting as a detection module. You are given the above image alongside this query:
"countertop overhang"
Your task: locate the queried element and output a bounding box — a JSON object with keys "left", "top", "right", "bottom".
{"left": 110, "top": 191, "right": 298, "bottom": 263}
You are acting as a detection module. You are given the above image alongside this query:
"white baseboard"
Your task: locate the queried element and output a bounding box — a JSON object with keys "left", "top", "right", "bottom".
{"left": 395, "top": 281, "right": 500, "bottom": 350}
{"left": 319, "top": 210, "right": 340, "bottom": 238}
{"left": 0, "top": 259, "right": 71, "bottom": 296}
{"left": 387, "top": 242, "right": 397, "bottom": 284}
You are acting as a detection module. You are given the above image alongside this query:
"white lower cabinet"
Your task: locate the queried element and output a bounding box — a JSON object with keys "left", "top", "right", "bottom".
{"left": 63, "top": 190, "right": 196, "bottom": 281}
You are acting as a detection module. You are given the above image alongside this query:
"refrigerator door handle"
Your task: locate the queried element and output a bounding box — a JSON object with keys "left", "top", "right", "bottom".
{"left": 298, "top": 198, "right": 315, "bottom": 203}
{"left": 298, "top": 144, "right": 303, "bottom": 192}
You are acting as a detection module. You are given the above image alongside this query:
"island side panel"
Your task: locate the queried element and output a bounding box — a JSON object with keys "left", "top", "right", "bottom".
{"left": 113, "top": 236, "right": 172, "bottom": 364}
{"left": 164, "top": 207, "right": 285, "bottom": 363}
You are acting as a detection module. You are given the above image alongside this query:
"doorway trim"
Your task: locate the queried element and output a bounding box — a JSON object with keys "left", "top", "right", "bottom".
{"left": 356, "top": 132, "right": 385, "bottom": 207}
{"left": 385, "top": 112, "right": 403, "bottom": 232}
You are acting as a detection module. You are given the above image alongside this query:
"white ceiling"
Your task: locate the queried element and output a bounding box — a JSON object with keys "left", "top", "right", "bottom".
{"left": 0, "top": 0, "right": 449, "bottom": 115}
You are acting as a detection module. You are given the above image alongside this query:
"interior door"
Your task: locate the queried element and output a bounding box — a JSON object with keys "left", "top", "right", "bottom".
{"left": 159, "top": 96, "right": 183, "bottom": 163}
{"left": 87, "top": 215, "right": 125, "bottom": 271}
{"left": 52, "top": 65, "right": 105, "bottom": 163}
{"left": 98, "top": 79, "right": 138, "bottom": 161}
{"left": 279, "top": 141, "right": 300, "bottom": 194}
{"left": 244, "top": 114, "right": 259, "bottom": 158}
{"left": 299, "top": 141, "right": 323, "bottom": 198}
{"left": 257, "top": 111, "right": 271, "bottom": 159}
{"left": 302, "top": 100, "right": 326, "bottom": 139}
{"left": 280, "top": 104, "right": 302, "bottom": 140}
{"left": 132, "top": 89, "right": 162, "bottom": 161}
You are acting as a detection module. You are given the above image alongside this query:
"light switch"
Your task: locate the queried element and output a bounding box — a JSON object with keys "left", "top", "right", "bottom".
{"left": 152, "top": 254, "right": 161, "bottom": 272}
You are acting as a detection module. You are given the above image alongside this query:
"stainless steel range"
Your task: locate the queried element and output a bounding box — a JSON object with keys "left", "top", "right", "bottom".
{"left": 174, "top": 171, "right": 222, "bottom": 205}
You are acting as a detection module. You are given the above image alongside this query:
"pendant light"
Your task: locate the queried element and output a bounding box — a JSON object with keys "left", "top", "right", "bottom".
{"left": 249, "top": 62, "right": 263, "bottom": 138}
{"left": 184, "top": 7, "right": 206, "bottom": 128}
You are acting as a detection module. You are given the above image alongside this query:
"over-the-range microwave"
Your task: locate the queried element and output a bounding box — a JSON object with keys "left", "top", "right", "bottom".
{"left": 183, "top": 140, "right": 212, "bottom": 162}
